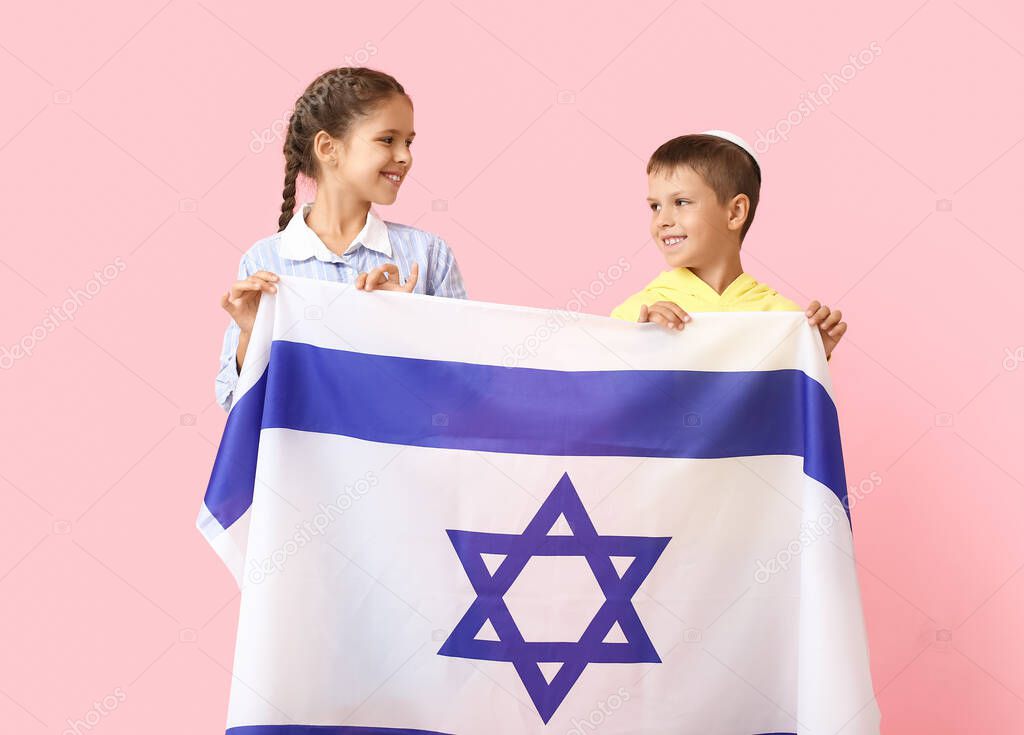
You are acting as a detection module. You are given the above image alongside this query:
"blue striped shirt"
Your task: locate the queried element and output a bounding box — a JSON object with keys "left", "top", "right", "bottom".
{"left": 215, "top": 201, "right": 467, "bottom": 411}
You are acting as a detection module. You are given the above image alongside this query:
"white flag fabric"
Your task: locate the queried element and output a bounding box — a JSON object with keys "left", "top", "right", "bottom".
{"left": 198, "top": 274, "right": 880, "bottom": 735}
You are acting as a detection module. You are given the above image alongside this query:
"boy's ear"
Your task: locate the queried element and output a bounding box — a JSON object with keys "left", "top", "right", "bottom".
{"left": 726, "top": 193, "right": 750, "bottom": 234}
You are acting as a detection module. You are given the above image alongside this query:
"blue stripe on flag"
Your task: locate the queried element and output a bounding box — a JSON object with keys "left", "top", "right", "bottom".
{"left": 203, "top": 340, "right": 847, "bottom": 531}
{"left": 225, "top": 727, "right": 795, "bottom": 734}
{"left": 226, "top": 727, "right": 454, "bottom": 734}
{"left": 203, "top": 368, "right": 268, "bottom": 530}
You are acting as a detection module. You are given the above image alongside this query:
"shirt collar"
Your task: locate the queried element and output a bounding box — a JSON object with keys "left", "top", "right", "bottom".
{"left": 279, "top": 201, "right": 393, "bottom": 262}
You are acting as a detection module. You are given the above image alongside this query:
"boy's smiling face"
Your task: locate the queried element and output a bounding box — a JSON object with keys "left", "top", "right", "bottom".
{"left": 647, "top": 164, "right": 745, "bottom": 269}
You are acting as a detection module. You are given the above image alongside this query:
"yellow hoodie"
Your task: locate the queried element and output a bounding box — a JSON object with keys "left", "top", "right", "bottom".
{"left": 610, "top": 267, "right": 801, "bottom": 321}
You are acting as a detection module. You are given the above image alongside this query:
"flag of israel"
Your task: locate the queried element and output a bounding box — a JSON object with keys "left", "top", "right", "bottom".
{"left": 198, "top": 274, "right": 880, "bottom": 735}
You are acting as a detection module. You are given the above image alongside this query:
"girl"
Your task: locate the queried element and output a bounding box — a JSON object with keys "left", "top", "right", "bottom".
{"left": 216, "top": 67, "right": 467, "bottom": 412}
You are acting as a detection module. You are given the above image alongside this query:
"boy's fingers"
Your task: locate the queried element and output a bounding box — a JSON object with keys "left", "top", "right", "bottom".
{"left": 821, "top": 309, "right": 842, "bottom": 330}
{"left": 656, "top": 301, "right": 691, "bottom": 323}
{"left": 638, "top": 304, "right": 650, "bottom": 322}
{"left": 828, "top": 322, "right": 848, "bottom": 339}
{"left": 355, "top": 272, "right": 368, "bottom": 290}
{"left": 649, "top": 306, "right": 684, "bottom": 330}
{"left": 808, "top": 305, "right": 830, "bottom": 325}
{"left": 650, "top": 304, "right": 681, "bottom": 324}
{"left": 805, "top": 300, "right": 821, "bottom": 317}
{"left": 652, "top": 315, "right": 682, "bottom": 331}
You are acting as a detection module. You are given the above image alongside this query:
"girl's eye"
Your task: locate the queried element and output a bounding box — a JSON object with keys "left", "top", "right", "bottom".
{"left": 406, "top": 140, "right": 414, "bottom": 147}
{"left": 649, "top": 203, "right": 660, "bottom": 212}
{"left": 381, "top": 136, "right": 394, "bottom": 144}
{"left": 675, "top": 199, "right": 688, "bottom": 206}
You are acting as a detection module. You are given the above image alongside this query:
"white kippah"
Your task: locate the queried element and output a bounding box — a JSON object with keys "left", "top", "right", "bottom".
{"left": 700, "top": 129, "right": 761, "bottom": 175}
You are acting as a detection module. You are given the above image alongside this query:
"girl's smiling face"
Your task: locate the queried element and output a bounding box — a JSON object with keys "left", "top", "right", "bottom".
{"left": 647, "top": 165, "right": 746, "bottom": 269}
{"left": 331, "top": 94, "right": 415, "bottom": 205}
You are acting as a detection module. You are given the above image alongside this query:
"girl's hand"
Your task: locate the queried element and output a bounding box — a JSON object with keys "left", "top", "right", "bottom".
{"left": 639, "top": 301, "right": 691, "bottom": 331}
{"left": 356, "top": 262, "right": 419, "bottom": 293}
{"left": 221, "top": 270, "right": 279, "bottom": 334}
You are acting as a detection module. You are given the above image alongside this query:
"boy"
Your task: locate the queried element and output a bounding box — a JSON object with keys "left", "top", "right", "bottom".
{"left": 610, "top": 130, "right": 846, "bottom": 360}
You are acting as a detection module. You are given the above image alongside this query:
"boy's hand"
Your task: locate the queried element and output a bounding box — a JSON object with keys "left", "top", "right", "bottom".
{"left": 805, "top": 300, "right": 847, "bottom": 360}
{"left": 639, "top": 301, "right": 691, "bottom": 331}
{"left": 356, "top": 262, "right": 419, "bottom": 293}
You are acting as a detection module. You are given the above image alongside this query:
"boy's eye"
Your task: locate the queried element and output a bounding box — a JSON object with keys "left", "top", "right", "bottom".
{"left": 381, "top": 136, "right": 394, "bottom": 144}
{"left": 675, "top": 199, "right": 689, "bottom": 206}
{"left": 649, "top": 203, "right": 660, "bottom": 212}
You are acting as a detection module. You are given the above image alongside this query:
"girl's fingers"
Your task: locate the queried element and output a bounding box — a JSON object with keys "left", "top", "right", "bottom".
{"left": 402, "top": 263, "right": 419, "bottom": 292}
{"left": 355, "top": 262, "right": 420, "bottom": 293}
{"left": 363, "top": 263, "right": 420, "bottom": 292}
{"left": 370, "top": 264, "right": 398, "bottom": 290}
{"left": 231, "top": 274, "right": 277, "bottom": 294}
{"left": 223, "top": 272, "right": 280, "bottom": 314}
{"left": 228, "top": 280, "right": 265, "bottom": 299}
{"left": 363, "top": 268, "right": 385, "bottom": 291}
{"left": 638, "top": 304, "right": 649, "bottom": 323}
{"left": 828, "top": 322, "right": 848, "bottom": 339}
{"left": 805, "top": 300, "right": 821, "bottom": 317}
{"left": 241, "top": 275, "right": 277, "bottom": 295}
{"left": 248, "top": 274, "right": 277, "bottom": 292}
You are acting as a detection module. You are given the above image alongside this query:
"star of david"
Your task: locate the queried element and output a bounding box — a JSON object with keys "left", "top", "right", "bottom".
{"left": 438, "top": 472, "right": 671, "bottom": 723}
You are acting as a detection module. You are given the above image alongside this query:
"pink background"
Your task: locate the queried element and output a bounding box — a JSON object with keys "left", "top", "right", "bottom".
{"left": 2, "top": 1, "right": 1022, "bottom": 732}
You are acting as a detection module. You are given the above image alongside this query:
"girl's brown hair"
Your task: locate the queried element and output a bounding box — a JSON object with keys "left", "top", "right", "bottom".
{"left": 278, "top": 67, "right": 409, "bottom": 232}
{"left": 647, "top": 134, "right": 761, "bottom": 242}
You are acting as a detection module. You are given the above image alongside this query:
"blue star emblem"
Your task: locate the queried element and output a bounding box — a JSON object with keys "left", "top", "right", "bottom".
{"left": 438, "top": 472, "right": 671, "bottom": 723}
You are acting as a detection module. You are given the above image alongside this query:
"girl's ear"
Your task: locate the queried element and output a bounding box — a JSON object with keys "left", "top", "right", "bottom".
{"left": 313, "top": 130, "right": 339, "bottom": 167}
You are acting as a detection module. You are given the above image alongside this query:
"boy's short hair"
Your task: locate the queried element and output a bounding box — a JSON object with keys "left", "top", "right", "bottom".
{"left": 647, "top": 134, "right": 761, "bottom": 242}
